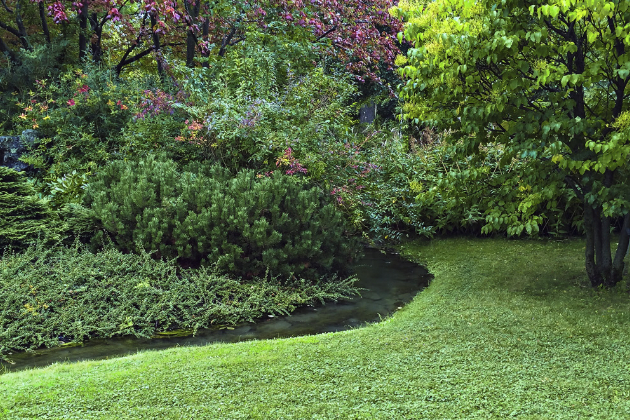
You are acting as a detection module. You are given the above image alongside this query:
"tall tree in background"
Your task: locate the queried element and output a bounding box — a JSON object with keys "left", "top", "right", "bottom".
{"left": 394, "top": 0, "right": 630, "bottom": 287}
{"left": 0, "top": 0, "right": 402, "bottom": 83}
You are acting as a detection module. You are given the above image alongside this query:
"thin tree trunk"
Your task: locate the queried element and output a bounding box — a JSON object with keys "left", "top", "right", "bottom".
{"left": 151, "top": 15, "right": 165, "bottom": 80}
{"left": 14, "top": 0, "right": 31, "bottom": 50}
{"left": 89, "top": 13, "right": 103, "bottom": 63}
{"left": 38, "top": 1, "right": 50, "bottom": 44}
{"left": 612, "top": 213, "right": 630, "bottom": 282}
{"left": 186, "top": 31, "right": 196, "bottom": 67}
{"left": 600, "top": 169, "right": 614, "bottom": 285}
{"left": 79, "top": 1, "right": 89, "bottom": 61}
{"left": 201, "top": 18, "right": 209, "bottom": 68}
{"left": 185, "top": 0, "right": 200, "bottom": 67}
{"left": 584, "top": 203, "right": 602, "bottom": 287}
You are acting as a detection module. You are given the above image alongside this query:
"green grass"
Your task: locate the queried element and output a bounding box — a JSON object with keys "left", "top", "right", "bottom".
{"left": 2, "top": 237, "right": 630, "bottom": 419}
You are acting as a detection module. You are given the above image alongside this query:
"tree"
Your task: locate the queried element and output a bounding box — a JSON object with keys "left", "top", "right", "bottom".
{"left": 1, "top": 0, "right": 402, "bottom": 82}
{"left": 394, "top": 0, "right": 630, "bottom": 287}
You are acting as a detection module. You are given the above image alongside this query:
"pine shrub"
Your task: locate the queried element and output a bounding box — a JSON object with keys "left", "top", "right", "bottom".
{"left": 83, "top": 156, "right": 360, "bottom": 280}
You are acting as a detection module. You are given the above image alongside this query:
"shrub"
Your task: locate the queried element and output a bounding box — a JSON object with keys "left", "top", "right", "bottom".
{"left": 0, "top": 167, "right": 53, "bottom": 249}
{"left": 0, "top": 242, "right": 359, "bottom": 357}
{"left": 304, "top": 123, "right": 582, "bottom": 242}
{"left": 83, "top": 156, "right": 360, "bottom": 280}
{"left": 12, "top": 66, "right": 191, "bottom": 205}
{"left": 178, "top": 53, "right": 356, "bottom": 172}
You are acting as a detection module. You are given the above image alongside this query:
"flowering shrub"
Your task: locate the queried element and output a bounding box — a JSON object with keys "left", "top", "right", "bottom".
{"left": 133, "top": 89, "right": 185, "bottom": 120}
{"left": 13, "top": 67, "right": 134, "bottom": 188}
{"left": 11, "top": 66, "right": 197, "bottom": 201}
{"left": 276, "top": 148, "right": 307, "bottom": 176}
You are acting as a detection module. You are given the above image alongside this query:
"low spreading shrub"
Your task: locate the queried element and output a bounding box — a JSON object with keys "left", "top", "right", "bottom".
{"left": 82, "top": 156, "right": 360, "bottom": 280}
{"left": 0, "top": 242, "right": 359, "bottom": 357}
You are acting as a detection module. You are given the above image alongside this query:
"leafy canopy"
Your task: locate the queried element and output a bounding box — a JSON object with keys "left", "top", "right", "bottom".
{"left": 394, "top": 0, "right": 630, "bottom": 286}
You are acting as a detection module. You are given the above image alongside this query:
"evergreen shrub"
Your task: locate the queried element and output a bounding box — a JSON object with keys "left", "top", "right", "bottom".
{"left": 0, "top": 167, "right": 53, "bottom": 249}
{"left": 83, "top": 156, "right": 360, "bottom": 280}
{"left": 0, "top": 242, "right": 359, "bottom": 357}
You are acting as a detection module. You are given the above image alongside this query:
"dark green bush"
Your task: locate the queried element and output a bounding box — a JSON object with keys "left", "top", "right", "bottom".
{"left": 83, "top": 156, "right": 360, "bottom": 280}
{"left": 0, "top": 167, "right": 53, "bottom": 249}
{"left": 0, "top": 242, "right": 358, "bottom": 357}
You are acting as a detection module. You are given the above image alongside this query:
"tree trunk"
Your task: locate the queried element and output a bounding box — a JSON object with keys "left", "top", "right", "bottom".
{"left": 38, "top": 1, "right": 50, "bottom": 44}
{"left": 89, "top": 13, "right": 103, "bottom": 63}
{"left": 201, "top": 18, "right": 209, "bottom": 68}
{"left": 186, "top": 31, "right": 196, "bottom": 67}
{"left": 78, "top": 1, "right": 89, "bottom": 61}
{"left": 150, "top": 15, "right": 165, "bottom": 80}
{"left": 583, "top": 199, "right": 630, "bottom": 287}
{"left": 185, "top": 0, "right": 200, "bottom": 67}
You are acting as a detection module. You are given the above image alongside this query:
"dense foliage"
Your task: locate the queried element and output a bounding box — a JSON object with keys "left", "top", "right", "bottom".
{"left": 0, "top": 0, "right": 625, "bottom": 367}
{"left": 83, "top": 156, "right": 360, "bottom": 279}
{"left": 0, "top": 241, "right": 358, "bottom": 357}
{"left": 395, "top": 0, "right": 630, "bottom": 286}
{"left": 0, "top": 0, "right": 400, "bottom": 87}
{"left": 0, "top": 167, "right": 52, "bottom": 249}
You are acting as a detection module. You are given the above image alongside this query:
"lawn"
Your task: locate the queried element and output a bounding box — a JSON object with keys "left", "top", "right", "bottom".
{"left": 2, "top": 237, "right": 630, "bottom": 419}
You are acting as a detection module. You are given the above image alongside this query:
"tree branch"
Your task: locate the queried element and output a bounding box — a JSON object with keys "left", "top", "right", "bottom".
{"left": 219, "top": 17, "right": 242, "bottom": 57}
{"left": 0, "top": 20, "right": 21, "bottom": 39}
{"left": 0, "top": 0, "right": 12, "bottom": 13}
{"left": 317, "top": 25, "right": 338, "bottom": 41}
{"left": 38, "top": 1, "right": 50, "bottom": 44}
{"left": 0, "top": 33, "right": 19, "bottom": 65}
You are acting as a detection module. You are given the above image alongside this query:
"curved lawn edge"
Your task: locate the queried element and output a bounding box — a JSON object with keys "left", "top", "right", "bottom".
{"left": 2, "top": 238, "right": 630, "bottom": 419}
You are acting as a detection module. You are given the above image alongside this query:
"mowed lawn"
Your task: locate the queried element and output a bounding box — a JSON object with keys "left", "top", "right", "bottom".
{"left": 2, "top": 238, "right": 630, "bottom": 419}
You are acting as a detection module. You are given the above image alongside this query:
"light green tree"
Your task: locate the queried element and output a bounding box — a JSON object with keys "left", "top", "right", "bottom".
{"left": 394, "top": 0, "right": 630, "bottom": 287}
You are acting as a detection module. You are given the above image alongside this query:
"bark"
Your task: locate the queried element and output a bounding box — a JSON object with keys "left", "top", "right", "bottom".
{"left": 185, "top": 0, "right": 200, "bottom": 67}
{"left": 150, "top": 15, "right": 165, "bottom": 80}
{"left": 14, "top": 0, "right": 31, "bottom": 50}
{"left": 201, "top": 18, "right": 209, "bottom": 68}
{"left": 0, "top": 0, "right": 31, "bottom": 50}
{"left": 186, "top": 31, "right": 196, "bottom": 67}
{"left": 0, "top": 0, "right": 13, "bottom": 13}
{"left": 219, "top": 18, "right": 242, "bottom": 57}
{"left": 612, "top": 213, "right": 630, "bottom": 282}
{"left": 89, "top": 13, "right": 105, "bottom": 63}
{"left": 0, "top": 20, "right": 24, "bottom": 47}
{"left": 79, "top": 1, "right": 89, "bottom": 61}
{"left": 38, "top": 1, "right": 50, "bottom": 44}
{"left": 583, "top": 198, "right": 629, "bottom": 288}
{"left": 583, "top": 203, "right": 601, "bottom": 287}
{"left": 115, "top": 42, "right": 183, "bottom": 75}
